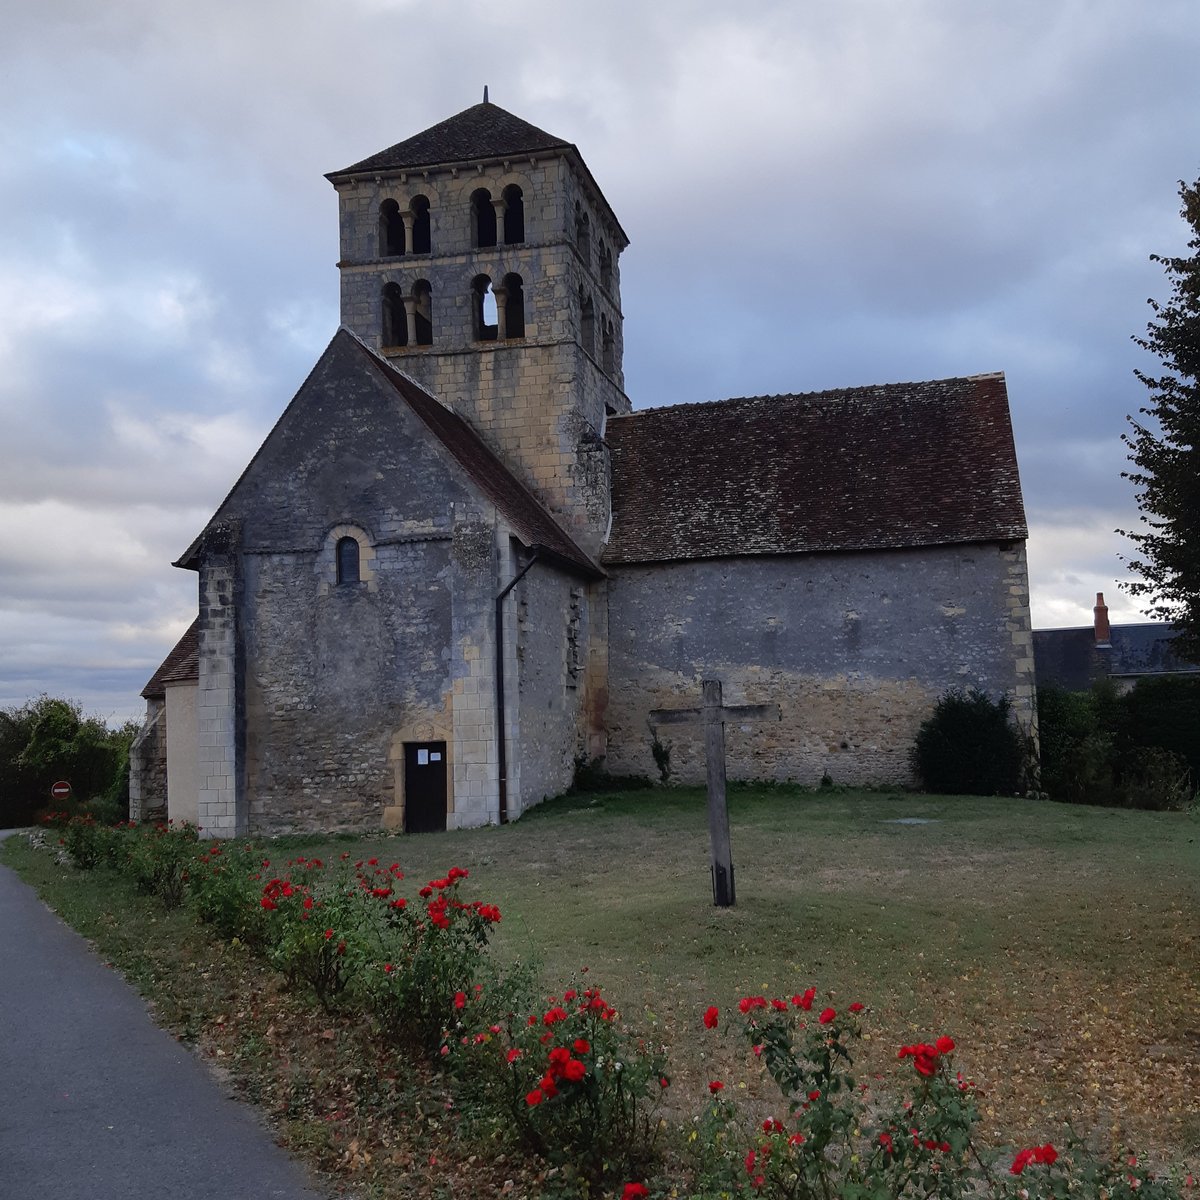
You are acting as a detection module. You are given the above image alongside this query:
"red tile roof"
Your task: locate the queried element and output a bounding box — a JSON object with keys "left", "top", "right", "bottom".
{"left": 603, "top": 373, "right": 1027, "bottom": 565}
{"left": 141, "top": 619, "right": 199, "bottom": 699}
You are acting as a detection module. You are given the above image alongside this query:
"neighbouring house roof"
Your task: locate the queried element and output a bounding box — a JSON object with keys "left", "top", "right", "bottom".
{"left": 1034, "top": 623, "right": 1200, "bottom": 691}
{"left": 603, "top": 373, "right": 1027, "bottom": 565}
{"left": 328, "top": 102, "right": 571, "bottom": 177}
{"left": 175, "top": 329, "right": 601, "bottom": 580}
{"left": 141, "top": 619, "right": 199, "bottom": 699}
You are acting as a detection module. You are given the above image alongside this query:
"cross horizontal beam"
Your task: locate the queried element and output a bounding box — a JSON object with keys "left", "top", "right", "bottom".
{"left": 650, "top": 702, "right": 779, "bottom": 726}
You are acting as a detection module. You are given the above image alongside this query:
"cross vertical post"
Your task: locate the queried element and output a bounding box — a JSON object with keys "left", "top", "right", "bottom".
{"left": 703, "top": 679, "right": 736, "bottom": 906}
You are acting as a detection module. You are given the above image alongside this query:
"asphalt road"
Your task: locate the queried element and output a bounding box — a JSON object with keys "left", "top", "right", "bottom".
{"left": 0, "top": 832, "right": 331, "bottom": 1200}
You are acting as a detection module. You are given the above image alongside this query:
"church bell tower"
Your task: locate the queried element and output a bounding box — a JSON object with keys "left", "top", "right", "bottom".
{"left": 325, "top": 98, "right": 631, "bottom": 555}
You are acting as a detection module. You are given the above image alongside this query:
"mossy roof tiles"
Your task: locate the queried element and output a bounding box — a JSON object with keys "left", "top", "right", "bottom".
{"left": 603, "top": 374, "right": 1027, "bottom": 565}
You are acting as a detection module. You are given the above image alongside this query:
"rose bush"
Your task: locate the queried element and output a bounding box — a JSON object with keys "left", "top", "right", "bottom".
{"left": 446, "top": 976, "right": 667, "bottom": 1193}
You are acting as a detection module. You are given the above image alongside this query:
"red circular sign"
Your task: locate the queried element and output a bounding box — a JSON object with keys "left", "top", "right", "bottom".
{"left": 50, "top": 780, "right": 72, "bottom": 801}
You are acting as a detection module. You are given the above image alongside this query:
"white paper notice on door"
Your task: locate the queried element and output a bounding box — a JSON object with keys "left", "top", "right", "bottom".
{"left": 417, "top": 749, "right": 430, "bottom": 765}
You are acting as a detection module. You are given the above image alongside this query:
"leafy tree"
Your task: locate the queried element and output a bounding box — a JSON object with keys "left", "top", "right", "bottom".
{"left": 0, "top": 695, "right": 136, "bottom": 827}
{"left": 1122, "top": 175, "right": 1200, "bottom": 662}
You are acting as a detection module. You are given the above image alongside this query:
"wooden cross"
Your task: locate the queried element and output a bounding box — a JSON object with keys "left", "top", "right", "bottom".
{"left": 649, "top": 679, "right": 780, "bottom": 907}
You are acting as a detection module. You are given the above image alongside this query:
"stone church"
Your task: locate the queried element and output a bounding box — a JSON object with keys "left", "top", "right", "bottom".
{"left": 130, "top": 99, "right": 1036, "bottom": 836}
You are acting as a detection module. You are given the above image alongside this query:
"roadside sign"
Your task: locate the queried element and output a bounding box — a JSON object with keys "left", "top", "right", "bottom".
{"left": 50, "top": 780, "right": 72, "bottom": 801}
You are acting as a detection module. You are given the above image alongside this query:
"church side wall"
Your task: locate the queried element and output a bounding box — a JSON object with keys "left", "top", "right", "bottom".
{"left": 604, "top": 542, "right": 1037, "bottom": 787}
{"left": 511, "top": 561, "right": 593, "bottom": 815}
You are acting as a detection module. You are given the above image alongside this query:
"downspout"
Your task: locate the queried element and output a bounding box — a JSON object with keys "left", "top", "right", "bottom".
{"left": 494, "top": 546, "right": 544, "bottom": 824}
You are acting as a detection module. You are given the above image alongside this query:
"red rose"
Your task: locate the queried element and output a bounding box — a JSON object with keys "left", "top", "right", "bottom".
{"left": 792, "top": 987, "right": 816, "bottom": 1011}
{"left": 935, "top": 1035, "right": 955, "bottom": 1055}
{"left": 525, "top": 1089, "right": 544, "bottom": 1107}
{"left": 708, "top": 1080, "right": 724, "bottom": 1094}
{"left": 454, "top": 991, "right": 466, "bottom": 1009}
{"left": 506, "top": 1048, "right": 521, "bottom": 1064}
{"left": 818, "top": 1007, "right": 836, "bottom": 1025}
{"left": 563, "top": 1059, "right": 586, "bottom": 1082}
{"left": 703, "top": 1005, "right": 719, "bottom": 1029}
{"left": 849, "top": 1001, "right": 864, "bottom": 1013}
{"left": 621, "top": 1185, "right": 649, "bottom": 1200}
{"left": 573, "top": 1039, "right": 590, "bottom": 1054}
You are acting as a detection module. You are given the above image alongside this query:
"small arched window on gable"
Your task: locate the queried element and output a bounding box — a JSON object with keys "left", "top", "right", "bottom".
{"left": 601, "top": 315, "right": 615, "bottom": 374}
{"left": 412, "top": 280, "right": 433, "bottom": 345}
{"left": 411, "top": 195, "right": 431, "bottom": 254}
{"left": 472, "top": 275, "right": 498, "bottom": 341}
{"left": 382, "top": 282, "right": 407, "bottom": 347}
{"left": 579, "top": 288, "right": 595, "bottom": 358}
{"left": 574, "top": 203, "right": 590, "bottom": 264}
{"left": 502, "top": 273, "right": 525, "bottom": 340}
{"left": 502, "top": 184, "right": 525, "bottom": 244}
{"left": 471, "top": 188, "right": 497, "bottom": 248}
{"left": 599, "top": 241, "right": 613, "bottom": 291}
{"left": 336, "top": 537, "right": 361, "bottom": 585}
{"left": 380, "top": 199, "right": 405, "bottom": 257}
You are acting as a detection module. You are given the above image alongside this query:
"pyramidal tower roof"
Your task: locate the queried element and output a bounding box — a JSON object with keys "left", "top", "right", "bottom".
{"left": 327, "top": 101, "right": 573, "bottom": 178}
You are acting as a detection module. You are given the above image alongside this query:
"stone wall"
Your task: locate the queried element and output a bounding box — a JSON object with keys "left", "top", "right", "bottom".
{"left": 128, "top": 698, "right": 166, "bottom": 821}
{"left": 333, "top": 154, "right": 628, "bottom": 556}
{"left": 512, "top": 560, "right": 593, "bottom": 812}
{"left": 604, "top": 542, "right": 1038, "bottom": 787}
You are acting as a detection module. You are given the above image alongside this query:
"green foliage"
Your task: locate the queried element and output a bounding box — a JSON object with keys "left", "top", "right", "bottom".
{"left": 188, "top": 840, "right": 273, "bottom": 947}
{"left": 689, "top": 995, "right": 1194, "bottom": 1200}
{"left": 1118, "top": 675, "right": 1200, "bottom": 782}
{"left": 1122, "top": 175, "right": 1200, "bottom": 663}
{"left": 909, "top": 689, "right": 1024, "bottom": 796}
{"left": 0, "top": 696, "right": 135, "bottom": 827}
{"left": 1036, "top": 682, "right": 1194, "bottom": 810}
{"left": 648, "top": 722, "right": 673, "bottom": 784}
{"left": 346, "top": 863, "right": 505, "bottom": 1055}
{"left": 125, "top": 821, "right": 200, "bottom": 907}
{"left": 448, "top": 978, "right": 666, "bottom": 1192}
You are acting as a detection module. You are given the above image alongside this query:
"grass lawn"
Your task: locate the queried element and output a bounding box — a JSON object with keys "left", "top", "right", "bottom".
{"left": 6, "top": 785, "right": 1199, "bottom": 1179}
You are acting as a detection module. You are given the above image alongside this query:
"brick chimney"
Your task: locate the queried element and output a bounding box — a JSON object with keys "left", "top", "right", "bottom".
{"left": 1093, "top": 592, "right": 1111, "bottom": 647}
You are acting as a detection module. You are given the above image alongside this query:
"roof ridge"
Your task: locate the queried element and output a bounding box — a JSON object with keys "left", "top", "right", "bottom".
{"left": 611, "top": 373, "right": 1006, "bottom": 421}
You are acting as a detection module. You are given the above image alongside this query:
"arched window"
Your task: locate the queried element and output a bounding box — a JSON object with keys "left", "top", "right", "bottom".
{"left": 502, "top": 184, "right": 525, "bottom": 244}
{"left": 471, "top": 188, "right": 497, "bottom": 248}
{"left": 382, "top": 282, "right": 407, "bottom": 347}
{"left": 380, "top": 199, "right": 405, "bottom": 257}
{"left": 336, "top": 537, "right": 361, "bottom": 585}
{"left": 599, "top": 241, "right": 613, "bottom": 290}
{"left": 502, "top": 273, "right": 525, "bottom": 340}
{"left": 412, "top": 280, "right": 433, "bottom": 345}
{"left": 472, "top": 274, "right": 497, "bottom": 341}
{"left": 411, "top": 195, "right": 431, "bottom": 254}
{"left": 601, "top": 315, "right": 615, "bottom": 373}
{"left": 574, "top": 203, "right": 590, "bottom": 263}
{"left": 579, "top": 288, "right": 595, "bottom": 357}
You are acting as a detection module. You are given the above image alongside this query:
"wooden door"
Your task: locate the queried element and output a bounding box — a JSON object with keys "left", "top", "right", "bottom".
{"left": 404, "top": 742, "right": 447, "bottom": 833}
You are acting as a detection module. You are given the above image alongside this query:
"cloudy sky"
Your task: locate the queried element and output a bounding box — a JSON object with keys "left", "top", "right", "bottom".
{"left": 3, "top": 0, "right": 1198, "bottom": 723}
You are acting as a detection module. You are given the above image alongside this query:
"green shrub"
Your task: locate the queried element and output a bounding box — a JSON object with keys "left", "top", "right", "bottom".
{"left": 348, "top": 863, "right": 505, "bottom": 1055}
{"left": 909, "top": 689, "right": 1025, "bottom": 796}
{"left": 1118, "top": 676, "right": 1200, "bottom": 785}
{"left": 448, "top": 978, "right": 666, "bottom": 1192}
{"left": 188, "top": 841, "right": 273, "bottom": 946}
{"left": 1037, "top": 682, "right": 1195, "bottom": 809}
{"left": 125, "top": 821, "right": 200, "bottom": 907}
